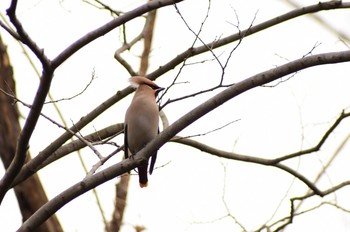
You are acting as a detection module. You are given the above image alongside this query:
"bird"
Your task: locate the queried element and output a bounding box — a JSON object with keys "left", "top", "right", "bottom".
{"left": 124, "top": 76, "right": 164, "bottom": 188}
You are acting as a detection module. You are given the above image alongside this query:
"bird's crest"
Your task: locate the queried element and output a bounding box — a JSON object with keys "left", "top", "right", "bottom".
{"left": 129, "top": 76, "right": 159, "bottom": 89}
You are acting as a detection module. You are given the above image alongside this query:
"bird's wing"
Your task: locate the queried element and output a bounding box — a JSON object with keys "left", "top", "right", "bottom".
{"left": 149, "top": 152, "right": 157, "bottom": 175}
{"left": 149, "top": 127, "right": 159, "bottom": 175}
{"left": 124, "top": 124, "right": 129, "bottom": 159}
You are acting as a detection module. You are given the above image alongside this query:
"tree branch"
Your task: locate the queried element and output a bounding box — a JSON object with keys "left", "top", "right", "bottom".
{"left": 171, "top": 110, "right": 350, "bottom": 194}
{"left": 148, "top": 1, "right": 350, "bottom": 80}
{"left": 6, "top": 0, "right": 51, "bottom": 69}
{"left": 0, "top": 68, "right": 54, "bottom": 204}
{"left": 16, "top": 1, "right": 350, "bottom": 187}
{"left": 18, "top": 50, "right": 350, "bottom": 231}
{"left": 51, "top": 0, "right": 184, "bottom": 69}
{"left": 272, "top": 110, "right": 350, "bottom": 163}
{"left": 18, "top": 156, "right": 140, "bottom": 231}
{"left": 7, "top": 0, "right": 350, "bottom": 204}
{"left": 271, "top": 180, "right": 350, "bottom": 231}
{"left": 11, "top": 124, "right": 123, "bottom": 187}
{"left": 0, "top": 1, "right": 55, "bottom": 204}
{"left": 9, "top": 1, "right": 183, "bottom": 189}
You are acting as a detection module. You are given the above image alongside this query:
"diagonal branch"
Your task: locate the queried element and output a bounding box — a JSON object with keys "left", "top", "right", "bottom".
{"left": 172, "top": 136, "right": 319, "bottom": 195}
{"left": 11, "top": 86, "right": 134, "bottom": 188}
{"left": 19, "top": 155, "right": 140, "bottom": 231}
{"left": 171, "top": 110, "right": 350, "bottom": 195}
{"left": 0, "top": 0, "right": 184, "bottom": 206}
{"left": 0, "top": 68, "right": 54, "bottom": 205}
{"left": 9, "top": 0, "right": 350, "bottom": 192}
{"left": 11, "top": 123, "right": 123, "bottom": 187}
{"left": 9, "top": 2, "right": 183, "bottom": 188}
{"left": 18, "top": 50, "right": 350, "bottom": 231}
{"left": 6, "top": 0, "right": 51, "bottom": 69}
{"left": 51, "top": 0, "right": 184, "bottom": 69}
{"left": 272, "top": 111, "right": 350, "bottom": 163}
{"left": 155, "top": 50, "right": 350, "bottom": 195}
{"left": 148, "top": 1, "right": 350, "bottom": 80}
{"left": 171, "top": 109, "right": 350, "bottom": 161}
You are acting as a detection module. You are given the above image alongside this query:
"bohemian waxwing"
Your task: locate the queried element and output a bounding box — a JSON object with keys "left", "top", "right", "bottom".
{"left": 124, "top": 76, "right": 164, "bottom": 187}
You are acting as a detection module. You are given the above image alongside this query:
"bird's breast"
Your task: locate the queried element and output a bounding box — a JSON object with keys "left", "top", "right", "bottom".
{"left": 125, "top": 102, "right": 159, "bottom": 153}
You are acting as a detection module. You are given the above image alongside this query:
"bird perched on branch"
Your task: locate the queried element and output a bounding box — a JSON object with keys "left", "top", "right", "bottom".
{"left": 124, "top": 76, "right": 164, "bottom": 188}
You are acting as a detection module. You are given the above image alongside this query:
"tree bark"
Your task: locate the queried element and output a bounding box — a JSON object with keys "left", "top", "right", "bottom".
{"left": 108, "top": 174, "right": 130, "bottom": 232}
{"left": 0, "top": 35, "right": 63, "bottom": 232}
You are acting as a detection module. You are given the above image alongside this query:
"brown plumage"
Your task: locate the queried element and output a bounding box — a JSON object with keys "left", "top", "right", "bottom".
{"left": 124, "top": 76, "right": 164, "bottom": 187}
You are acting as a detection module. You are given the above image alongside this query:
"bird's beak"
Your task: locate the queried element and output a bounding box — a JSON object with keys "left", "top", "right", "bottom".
{"left": 155, "top": 87, "right": 165, "bottom": 96}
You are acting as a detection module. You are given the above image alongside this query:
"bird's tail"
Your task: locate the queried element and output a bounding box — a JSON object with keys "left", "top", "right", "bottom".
{"left": 138, "top": 165, "right": 148, "bottom": 188}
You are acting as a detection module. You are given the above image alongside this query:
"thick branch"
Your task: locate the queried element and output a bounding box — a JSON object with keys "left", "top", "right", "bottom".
{"left": 0, "top": 69, "right": 54, "bottom": 204}
{"left": 51, "top": 0, "right": 184, "bottom": 69}
{"left": 19, "top": 156, "right": 140, "bottom": 231}
{"left": 0, "top": 34, "right": 63, "bottom": 231}
{"left": 142, "top": 50, "right": 350, "bottom": 195}
{"left": 10, "top": 111, "right": 122, "bottom": 186}
{"left": 18, "top": 50, "right": 350, "bottom": 231}
{"left": 10, "top": 1, "right": 181, "bottom": 189}
{"left": 11, "top": 1, "right": 350, "bottom": 189}
{"left": 0, "top": 0, "right": 58, "bottom": 204}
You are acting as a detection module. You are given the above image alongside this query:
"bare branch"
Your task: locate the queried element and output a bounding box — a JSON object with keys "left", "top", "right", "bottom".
{"left": 172, "top": 109, "right": 350, "bottom": 195}
{"left": 10, "top": 85, "right": 133, "bottom": 190}
{"left": 18, "top": 155, "right": 140, "bottom": 231}
{"left": 17, "top": 50, "right": 350, "bottom": 230}
{"left": 258, "top": 201, "right": 350, "bottom": 231}
{"left": 0, "top": 69, "right": 54, "bottom": 204}
{"left": 11, "top": 123, "right": 123, "bottom": 187}
{"left": 292, "top": 130, "right": 350, "bottom": 215}
{"left": 25, "top": 2, "right": 350, "bottom": 186}
{"left": 52, "top": 0, "right": 184, "bottom": 69}
{"left": 172, "top": 119, "right": 240, "bottom": 140}
{"left": 220, "top": 162, "right": 248, "bottom": 231}
{"left": 6, "top": 0, "right": 51, "bottom": 68}
{"left": 273, "top": 110, "right": 350, "bottom": 163}
{"left": 0, "top": 0, "right": 59, "bottom": 204}
{"left": 0, "top": 88, "right": 110, "bottom": 162}
{"left": 271, "top": 180, "right": 350, "bottom": 231}
{"left": 86, "top": 145, "right": 124, "bottom": 176}
{"left": 4, "top": 0, "right": 173, "bottom": 198}
{"left": 113, "top": 5, "right": 157, "bottom": 76}
{"left": 44, "top": 70, "right": 96, "bottom": 104}
{"left": 114, "top": 52, "right": 138, "bottom": 76}
{"left": 148, "top": 1, "right": 350, "bottom": 80}
{"left": 284, "top": 0, "right": 350, "bottom": 44}
{"left": 173, "top": 135, "right": 322, "bottom": 194}
{"left": 0, "top": 18, "right": 20, "bottom": 40}
{"left": 4, "top": 0, "right": 350, "bottom": 212}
